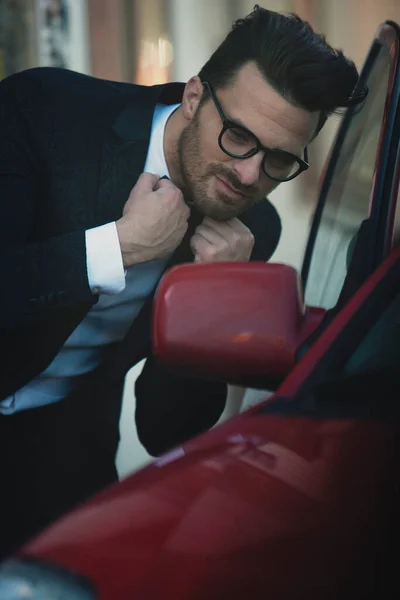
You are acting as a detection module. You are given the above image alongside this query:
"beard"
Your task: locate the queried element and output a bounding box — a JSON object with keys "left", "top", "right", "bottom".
{"left": 177, "top": 109, "right": 263, "bottom": 222}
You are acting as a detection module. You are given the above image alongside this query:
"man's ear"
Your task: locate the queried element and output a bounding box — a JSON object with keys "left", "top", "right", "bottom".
{"left": 181, "top": 76, "right": 204, "bottom": 122}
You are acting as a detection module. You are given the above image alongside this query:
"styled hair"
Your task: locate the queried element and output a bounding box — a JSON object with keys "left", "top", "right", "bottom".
{"left": 198, "top": 5, "right": 367, "bottom": 135}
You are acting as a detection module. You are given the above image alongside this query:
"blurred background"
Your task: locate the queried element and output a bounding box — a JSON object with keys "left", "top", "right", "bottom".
{"left": 1, "top": 0, "right": 399, "bottom": 475}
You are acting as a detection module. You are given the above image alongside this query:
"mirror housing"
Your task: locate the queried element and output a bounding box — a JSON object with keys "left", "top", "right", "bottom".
{"left": 152, "top": 262, "right": 325, "bottom": 387}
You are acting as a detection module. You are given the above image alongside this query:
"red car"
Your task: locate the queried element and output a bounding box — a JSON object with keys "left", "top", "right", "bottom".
{"left": 1, "top": 21, "right": 400, "bottom": 600}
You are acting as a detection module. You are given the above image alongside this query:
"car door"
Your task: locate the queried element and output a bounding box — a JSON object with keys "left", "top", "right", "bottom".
{"left": 302, "top": 20, "right": 400, "bottom": 313}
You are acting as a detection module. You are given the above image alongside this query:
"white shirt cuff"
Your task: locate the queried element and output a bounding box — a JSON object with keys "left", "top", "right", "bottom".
{"left": 85, "top": 222, "right": 126, "bottom": 295}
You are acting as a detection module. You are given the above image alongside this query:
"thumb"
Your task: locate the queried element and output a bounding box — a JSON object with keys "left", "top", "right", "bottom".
{"left": 156, "top": 177, "right": 177, "bottom": 191}
{"left": 136, "top": 172, "right": 160, "bottom": 191}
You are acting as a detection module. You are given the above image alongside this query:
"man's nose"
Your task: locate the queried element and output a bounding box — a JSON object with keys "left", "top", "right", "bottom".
{"left": 232, "top": 153, "right": 263, "bottom": 187}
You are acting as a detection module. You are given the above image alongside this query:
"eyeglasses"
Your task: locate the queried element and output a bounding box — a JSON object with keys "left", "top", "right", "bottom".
{"left": 202, "top": 81, "right": 309, "bottom": 182}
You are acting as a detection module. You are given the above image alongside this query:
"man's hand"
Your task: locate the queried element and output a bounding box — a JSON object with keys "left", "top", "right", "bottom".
{"left": 190, "top": 217, "right": 255, "bottom": 263}
{"left": 116, "top": 173, "right": 190, "bottom": 268}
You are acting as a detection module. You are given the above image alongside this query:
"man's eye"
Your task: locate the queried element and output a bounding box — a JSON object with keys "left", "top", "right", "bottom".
{"left": 266, "top": 153, "right": 295, "bottom": 169}
{"left": 227, "top": 127, "right": 252, "bottom": 143}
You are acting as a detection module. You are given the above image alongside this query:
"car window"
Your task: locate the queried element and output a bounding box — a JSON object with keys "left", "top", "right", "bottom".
{"left": 298, "top": 284, "right": 400, "bottom": 416}
{"left": 344, "top": 291, "right": 400, "bottom": 375}
{"left": 312, "top": 288, "right": 400, "bottom": 415}
{"left": 304, "top": 264, "right": 400, "bottom": 415}
{"left": 304, "top": 43, "right": 392, "bottom": 310}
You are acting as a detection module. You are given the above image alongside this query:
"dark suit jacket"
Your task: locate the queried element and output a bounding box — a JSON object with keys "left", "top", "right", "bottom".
{"left": 0, "top": 67, "right": 281, "bottom": 455}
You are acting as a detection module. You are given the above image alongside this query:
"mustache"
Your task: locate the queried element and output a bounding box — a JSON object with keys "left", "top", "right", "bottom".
{"left": 206, "top": 164, "right": 258, "bottom": 195}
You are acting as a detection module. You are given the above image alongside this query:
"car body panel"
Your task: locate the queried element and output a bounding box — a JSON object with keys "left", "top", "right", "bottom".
{"left": 20, "top": 245, "right": 400, "bottom": 599}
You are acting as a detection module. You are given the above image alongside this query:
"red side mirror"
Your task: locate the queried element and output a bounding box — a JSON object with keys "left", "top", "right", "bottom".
{"left": 152, "top": 262, "right": 325, "bottom": 385}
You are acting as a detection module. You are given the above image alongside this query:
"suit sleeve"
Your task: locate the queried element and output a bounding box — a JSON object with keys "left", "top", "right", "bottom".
{"left": 135, "top": 353, "right": 227, "bottom": 456}
{"left": 0, "top": 71, "right": 95, "bottom": 328}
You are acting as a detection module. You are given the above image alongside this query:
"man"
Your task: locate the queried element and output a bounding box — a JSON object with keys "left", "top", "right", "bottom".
{"left": 0, "top": 6, "right": 365, "bottom": 555}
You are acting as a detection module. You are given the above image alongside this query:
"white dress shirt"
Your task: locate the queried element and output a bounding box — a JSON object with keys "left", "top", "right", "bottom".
{"left": 0, "top": 102, "right": 180, "bottom": 414}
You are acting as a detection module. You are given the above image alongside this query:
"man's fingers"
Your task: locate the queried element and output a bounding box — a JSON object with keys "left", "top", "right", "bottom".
{"left": 226, "top": 217, "right": 249, "bottom": 233}
{"left": 136, "top": 172, "right": 160, "bottom": 191}
{"left": 225, "top": 218, "right": 255, "bottom": 246}
{"left": 191, "top": 216, "right": 254, "bottom": 263}
{"left": 190, "top": 234, "right": 212, "bottom": 262}
{"left": 196, "top": 219, "right": 236, "bottom": 244}
{"left": 204, "top": 216, "right": 248, "bottom": 236}
{"left": 156, "top": 177, "right": 175, "bottom": 190}
{"left": 193, "top": 223, "right": 224, "bottom": 245}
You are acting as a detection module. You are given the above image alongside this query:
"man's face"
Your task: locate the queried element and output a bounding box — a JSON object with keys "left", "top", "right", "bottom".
{"left": 178, "top": 62, "right": 319, "bottom": 221}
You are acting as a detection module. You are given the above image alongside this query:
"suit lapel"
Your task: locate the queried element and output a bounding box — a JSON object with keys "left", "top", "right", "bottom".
{"left": 166, "top": 206, "right": 203, "bottom": 266}
{"left": 239, "top": 198, "right": 282, "bottom": 261}
{"left": 94, "top": 82, "right": 185, "bottom": 227}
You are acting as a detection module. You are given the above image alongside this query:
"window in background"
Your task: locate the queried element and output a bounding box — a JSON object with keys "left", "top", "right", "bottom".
{"left": 0, "top": 0, "right": 37, "bottom": 79}
{"left": 36, "top": 0, "right": 70, "bottom": 68}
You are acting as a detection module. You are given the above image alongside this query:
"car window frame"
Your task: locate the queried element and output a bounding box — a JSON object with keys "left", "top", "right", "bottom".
{"left": 301, "top": 21, "right": 400, "bottom": 296}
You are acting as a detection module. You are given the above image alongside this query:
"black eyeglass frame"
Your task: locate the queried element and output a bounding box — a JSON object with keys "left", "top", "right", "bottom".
{"left": 202, "top": 80, "right": 309, "bottom": 182}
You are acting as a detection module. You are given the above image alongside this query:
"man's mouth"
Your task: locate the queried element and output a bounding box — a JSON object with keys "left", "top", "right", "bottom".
{"left": 215, "top": 176, "right": 248, "bottom": 198}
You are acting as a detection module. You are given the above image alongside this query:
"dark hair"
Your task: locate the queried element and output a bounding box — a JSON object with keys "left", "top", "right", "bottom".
{"left": 198, "top": 5, "right": 367, "bottom": 135}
